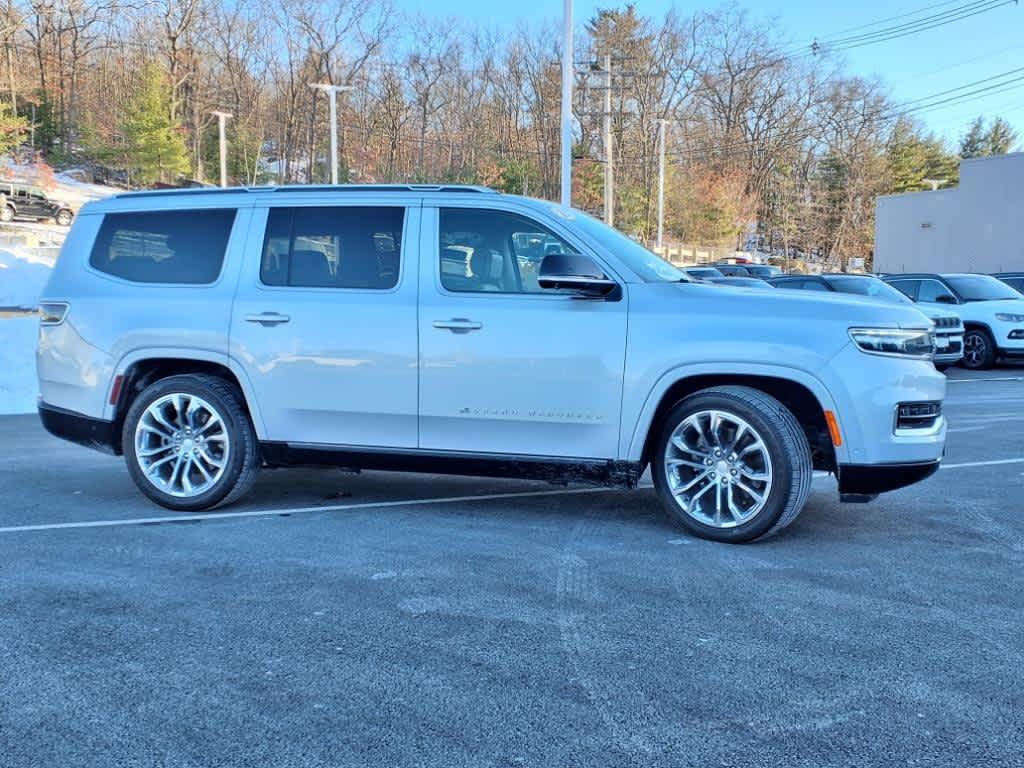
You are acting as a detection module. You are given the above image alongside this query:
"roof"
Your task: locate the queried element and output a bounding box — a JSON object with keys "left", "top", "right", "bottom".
{"left": 112, "top": 183, "right": 498, "bottom": 200}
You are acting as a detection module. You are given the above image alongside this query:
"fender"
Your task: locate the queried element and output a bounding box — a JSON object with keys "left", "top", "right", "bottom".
{"left": 106, "top": 346, "right": 268, "bottom": 438}
{"left": 623, "top": 361, "right": 846, "bottom": 463}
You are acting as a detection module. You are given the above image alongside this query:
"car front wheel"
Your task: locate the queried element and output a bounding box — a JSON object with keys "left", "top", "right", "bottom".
{"left": 122, "top": 374, "right": 260, "bottom": 511}
{"left": 55, "top": 209, "right": 73, "bottom": 226}
{"left": 652, "top": 386, "right": 813, "bottom": 543}
{"left": 0, "top": 205, "right": 14, "bottom": 222}
{"left": 962, "top": 329, "right": 995, "bottom": 370}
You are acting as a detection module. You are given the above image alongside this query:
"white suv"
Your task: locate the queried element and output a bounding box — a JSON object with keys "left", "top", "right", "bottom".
{"left": 883, "top": 273, "right": 1024, "bottom": 369}
{"left": 36, "top": 185, "right": 947, "bottom": 543}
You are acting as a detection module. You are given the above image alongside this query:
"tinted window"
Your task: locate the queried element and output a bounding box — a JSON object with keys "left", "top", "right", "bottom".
{"left": 824, "top": 276, "right": 913, "bottom": 304}
{"left": 917, "top": 279, "right": 957, "bottom": 303}
{"left": 439, "top": 208, "right": 587, "bottom": 293}
{"left": 944, "top": 275, "right": 1020, "bottom": 301}
{"left": 887, "top": 280, "right": 920, "bottom": 300}
{"left": 798, "top": 280, "right": 829, "bottom": 292}
{"left": 1002, "top": 277, "right": 1024, "bottom": 293}
{"left": 90, "top": 209, "right": 236, "bottom": 284}
{"left": 261, "top": 206, "right": 403, "bottom": 289}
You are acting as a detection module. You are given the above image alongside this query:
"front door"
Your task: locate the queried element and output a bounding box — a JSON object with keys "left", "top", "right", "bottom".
{"left": 417, "top": 204, "right": 628, "bottom": 459}
{"left": 230, "top": 200, "right": 420, "bottom": 448}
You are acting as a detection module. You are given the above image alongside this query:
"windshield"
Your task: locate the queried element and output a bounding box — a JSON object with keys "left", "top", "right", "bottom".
{"left": 945, "top": 275, "right": 1022, "bottom": 301}
{"left": 824, "top": 276, "right": 913, "bottom": 305}
{"left": 551, "top": 205, "right": 685, "bottom": 282}
{"left": 686, "top": 268, "right": 724, "bottom": 278}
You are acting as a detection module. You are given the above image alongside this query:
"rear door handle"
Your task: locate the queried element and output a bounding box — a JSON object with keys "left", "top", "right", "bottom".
{"left": 245, "top": 312, "right": 291, "bottom": 326}
{"left": 433, "top": 318, "right": 483, "bottom": 333}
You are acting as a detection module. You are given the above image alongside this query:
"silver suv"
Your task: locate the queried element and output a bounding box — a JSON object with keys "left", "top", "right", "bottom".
{"left": 37, "top": 185, "right": 947, "bottom": 543}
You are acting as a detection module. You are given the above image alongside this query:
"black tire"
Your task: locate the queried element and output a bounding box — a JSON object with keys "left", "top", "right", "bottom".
{"left": 961, "top": 328, "right": 996, "bottom": 370}
{"left": 55, "top": 209, "right": 73, "bottom": 226}
{"left": 651, "top": 385, "right": 813, "bottom": 544}
{"left": 0, "top": 205, "right": 14, "bottom": 222}
{"left": 122, "top": 374, "right": 260, "bottom": 511}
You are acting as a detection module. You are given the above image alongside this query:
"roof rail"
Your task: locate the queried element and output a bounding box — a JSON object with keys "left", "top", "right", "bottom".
{"left": 114, "top": 183, "right": 498, "bottom": 199}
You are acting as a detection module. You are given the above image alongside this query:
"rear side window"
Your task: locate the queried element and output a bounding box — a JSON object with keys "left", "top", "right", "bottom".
{"left": 260, "top": 206, "right": 404, "bottom": 289}
{"left": 90, "top": 209, "right": 236, "bottom": 284}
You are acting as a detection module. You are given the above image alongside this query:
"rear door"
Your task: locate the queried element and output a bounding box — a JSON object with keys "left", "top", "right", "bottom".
{"left": 230, "top": 198, "right": 420, "bottom": 448}
{"left": 417, "top": 203, "right": 628, "bottom": 459}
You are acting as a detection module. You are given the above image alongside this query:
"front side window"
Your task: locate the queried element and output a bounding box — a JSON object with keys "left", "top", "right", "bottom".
{"left": 917, "top": 279, "right": 957, "bottom": 303}
{"left": 90, "top": 209, "right": 236, "bottom": 284}
{"left": 260, "top": 206, "right": 403, "bottom": 289}
{"left": 439, "top": 208, "right": 585, "bottom": 294}
{"left": 888, "top": 280, "right": 920, "bottom": 300}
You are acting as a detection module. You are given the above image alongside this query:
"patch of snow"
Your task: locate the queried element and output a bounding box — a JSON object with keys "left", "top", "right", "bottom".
{"left": 54, "top": 171, "right": 121, "bottom": 208}
{"left": 0, "top": 247, "right": 53, "bottom": 308}
{"left": 0, "top": 316, "right": 38, "bottom": 414}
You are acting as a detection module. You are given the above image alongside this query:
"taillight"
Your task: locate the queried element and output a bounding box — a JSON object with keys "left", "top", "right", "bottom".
{"left": 38, "top": 302, "right": 69, "bottom": 325}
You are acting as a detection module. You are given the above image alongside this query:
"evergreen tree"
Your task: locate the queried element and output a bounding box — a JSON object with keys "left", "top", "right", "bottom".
{"left": 960, "top": 116, "right": 1017, "bottom": 159}
{"left": 122, "top": 64, "right": 190, "bottom": 186}
{"left": 886, "top": 119, "right": 958, "bottom": 193}
{"left": 0, "top": 102, "right": 27, "bottom": 156}
{"left": 986, "top": 117, "right": 1017, "bottom": 155}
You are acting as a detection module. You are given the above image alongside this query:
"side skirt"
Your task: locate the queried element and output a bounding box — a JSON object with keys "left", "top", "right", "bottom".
{"left": 259, "top": 442, "right": 643, "bottom": 489}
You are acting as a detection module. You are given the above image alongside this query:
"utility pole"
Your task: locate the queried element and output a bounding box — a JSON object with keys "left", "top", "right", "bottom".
{"left": 602, "top": 53, "right": 613, "bottom": 226}
{"left": 560, "top": 0, "right": 573, "bottom": 207}
{"left": 210, "top": 111, "right": 232, "bottom": 188}
{"left": 309, "top": 83, "right": 354, "bottom": 185}
{"left": 656, "top": 119, "right": 666, "bottom": 250}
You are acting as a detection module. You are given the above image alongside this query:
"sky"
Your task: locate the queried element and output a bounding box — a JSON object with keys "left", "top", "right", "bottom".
{"left": 394, "top": 0, "right": 1024, "bottom": 146}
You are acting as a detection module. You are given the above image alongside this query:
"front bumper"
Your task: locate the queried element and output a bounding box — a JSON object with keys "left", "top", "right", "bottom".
{"left": 38, "top": 402, "right": 120, "bottom": 455}
{"left": 837, "top": 460, "right": 940, "bottom": 499}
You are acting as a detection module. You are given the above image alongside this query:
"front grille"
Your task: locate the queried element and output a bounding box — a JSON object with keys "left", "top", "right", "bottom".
{"left": 934, "top": 316, "right": 960, "bottom": 329}
{"left": 896, "top": 401, "right": 942, "bottom": 431}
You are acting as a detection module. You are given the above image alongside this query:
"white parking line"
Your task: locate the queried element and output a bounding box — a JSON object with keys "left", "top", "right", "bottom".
{"left": 2, "top": 456, "right": 1023, "bottom": 534}
{"left": 0, "top": 487, "right": 611, "bottom": 534}
{"left": 947, "top": 377, "right": 1024, "bottom": 383}
{"left": 941, "top": 457, "right": 1024, "bottom": 469}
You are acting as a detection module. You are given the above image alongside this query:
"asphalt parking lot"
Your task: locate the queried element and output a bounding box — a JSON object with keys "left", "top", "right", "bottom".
{"left": 2, "top": 370, "right": 1023, "bottom": 768}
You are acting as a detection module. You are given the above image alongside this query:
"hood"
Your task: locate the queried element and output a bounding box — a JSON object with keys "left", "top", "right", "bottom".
{"left": 683, "top": 281, "right": 933, "bottom": 329}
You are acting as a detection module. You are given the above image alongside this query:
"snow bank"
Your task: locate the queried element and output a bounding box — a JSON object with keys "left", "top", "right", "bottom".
{"left": 0, "top": 316, "right": 38, "bottom": 415}
{"left": 0, "top": 247, "right": 53, "bottom": 308}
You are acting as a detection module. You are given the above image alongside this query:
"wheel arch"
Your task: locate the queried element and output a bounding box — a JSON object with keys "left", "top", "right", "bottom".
{"left": 631, "top": 368, "right": 841, "bottom": 472}
{"left": 107, "top": 351, "right": 266, "bottom": 444}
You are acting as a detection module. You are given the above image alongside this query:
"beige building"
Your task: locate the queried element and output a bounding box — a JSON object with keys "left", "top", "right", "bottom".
{"left": 875, "top": 152, "right": 1023, "bottom": 274}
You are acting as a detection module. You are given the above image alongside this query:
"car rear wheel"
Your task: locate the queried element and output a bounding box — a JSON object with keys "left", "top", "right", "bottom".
{"left": 652, "top": 386, "right": 813, "bottom": 543}
{"left": 122, "top": 374, "right": 260, "bottom": 511}
{"left": 962, "top": 329, "right": 995, "bottom": 370}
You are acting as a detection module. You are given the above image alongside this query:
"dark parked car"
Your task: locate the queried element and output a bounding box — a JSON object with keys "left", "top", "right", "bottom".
{"left": 682, "top": 266, "right": 725, "bottom": 280}
{"left": 704, "top": 276, "right": 773, "bottom": 288}
{"left": 713, "top": 263, "right": 751, "bottom": 277}
{"left": 993, "top": 272, "right": 1024, "bottom": 294}
{"left": 745, "top": 264, "right": 784, "bottom": 279}
{"left": 0, "top": 183, "right": 74, "bottom": 226}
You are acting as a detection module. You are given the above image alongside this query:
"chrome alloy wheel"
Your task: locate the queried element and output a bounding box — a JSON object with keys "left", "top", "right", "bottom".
{"left": 663, "top": 409, "right": 774, "bottom": 528}
{"left": 963, "top": 332, "right": 987, "bottom": 367}
{"left": 134, "top": 393, "right": 230, "bottom": 498}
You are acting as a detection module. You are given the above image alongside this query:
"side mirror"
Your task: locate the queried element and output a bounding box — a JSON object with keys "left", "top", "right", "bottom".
{"left": 538, "top": 252, "right": 617, "bottom": 298}
{"left": 935, "top": 294, "right": 957, "bottom": 305}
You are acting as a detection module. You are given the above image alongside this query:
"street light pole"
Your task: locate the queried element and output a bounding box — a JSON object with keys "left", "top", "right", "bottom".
{"left": 560, "top": 0, "right": 573, "bottom": 207}
{"left": 656, "top": 119, "right": 666, "bottom": 250}
{"left": 602, "top": 53, "right": 613, "bottom": 226}
{"left": 309, "top": 83, "right": 355, "bottom": 185}
{"left": 210, "top": 111, "right": 232, "bottom": 188}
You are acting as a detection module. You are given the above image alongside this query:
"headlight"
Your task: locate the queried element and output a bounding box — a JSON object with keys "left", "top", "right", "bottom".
{"left": 995, "top": 313, "right": 1024, "bottom": 323}
{"left": 849, "top": 327, "right": 934, "bottom": 358}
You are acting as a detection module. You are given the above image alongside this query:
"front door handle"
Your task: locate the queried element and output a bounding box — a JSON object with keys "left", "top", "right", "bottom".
{"left": 245, "top": 312, "right": 291, "bottom": 326}
{"left": 433, "top": 318, "right": 483, "bottom": 333}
